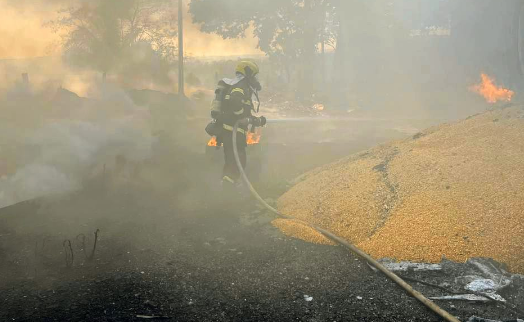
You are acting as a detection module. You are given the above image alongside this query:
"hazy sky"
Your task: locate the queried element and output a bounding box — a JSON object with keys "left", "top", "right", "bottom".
{"left": 0, "top": 0, "right": 261, "bottom": 60}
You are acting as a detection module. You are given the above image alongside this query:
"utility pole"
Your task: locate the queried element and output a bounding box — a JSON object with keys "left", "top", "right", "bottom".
{"left": 320, "top": 6, "right": 326, "bottom": 90}
{"left": 178, "top": 0, "right": 185, "bottom": 96}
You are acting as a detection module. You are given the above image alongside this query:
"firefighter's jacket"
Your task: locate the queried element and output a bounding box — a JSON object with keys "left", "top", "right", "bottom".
{"left": 215, "top": 75, "right": 255, "bottom": 135}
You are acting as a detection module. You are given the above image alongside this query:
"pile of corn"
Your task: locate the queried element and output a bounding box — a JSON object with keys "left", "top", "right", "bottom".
{"left": 272, "top": 218, "right": 335, "bottom": 245}
{"left": 276, "top": 106, "right": 524, "bottom": 273}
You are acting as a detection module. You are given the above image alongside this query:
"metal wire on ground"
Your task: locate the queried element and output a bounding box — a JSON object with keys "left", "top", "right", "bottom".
{"left": 232, "top": 119, "right": 461, "bottom": 322}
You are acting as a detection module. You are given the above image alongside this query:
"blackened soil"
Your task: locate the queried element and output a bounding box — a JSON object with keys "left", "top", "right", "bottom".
{"left": 0, "top": 117, "right": 520, "bottom": 322}
{"left": 0, "top": 183, "right": 517, "bottom": 322}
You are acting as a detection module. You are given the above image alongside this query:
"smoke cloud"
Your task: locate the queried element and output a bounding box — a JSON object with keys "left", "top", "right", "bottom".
{"left": 0, "top": 83, "right": 156, "bottom": 208}
{"left": 0, "top": 0, "right": 65, "bottom": 59}
{"left": 0, "top": 0, "right": 261, "bottom": 60}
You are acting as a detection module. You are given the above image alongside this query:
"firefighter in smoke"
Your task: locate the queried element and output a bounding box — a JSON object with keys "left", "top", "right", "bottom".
{"left": 206, "top": 61, "right": 266, "bottom": 187}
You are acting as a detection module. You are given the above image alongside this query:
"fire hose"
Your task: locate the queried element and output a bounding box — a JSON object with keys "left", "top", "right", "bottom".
{"left": 232, "top": 119, "right": 461, "bottom": 322}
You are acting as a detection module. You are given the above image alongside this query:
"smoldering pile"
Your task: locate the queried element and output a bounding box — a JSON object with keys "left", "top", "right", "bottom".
{"left": 0, "top": 86, "right": 156, "bottom": 209}
{"left": 276, "top": 106, "right": 524, "bottom": 274}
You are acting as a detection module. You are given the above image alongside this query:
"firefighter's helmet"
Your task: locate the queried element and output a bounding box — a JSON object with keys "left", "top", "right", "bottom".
{"left": 236, "top": 61, "right": 260, "bottom": 78}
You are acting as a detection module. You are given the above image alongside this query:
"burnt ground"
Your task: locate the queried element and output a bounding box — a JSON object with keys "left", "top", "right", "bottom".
{"left": 0, "top": 117, "right": 521, "bottom": 322}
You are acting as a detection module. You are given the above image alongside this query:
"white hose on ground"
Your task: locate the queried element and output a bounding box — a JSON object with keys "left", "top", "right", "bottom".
{"left": 232, "top": 119, "right": 461, "bottom": 322}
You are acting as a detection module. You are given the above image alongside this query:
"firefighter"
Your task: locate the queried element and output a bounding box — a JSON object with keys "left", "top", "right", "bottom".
{"left": 209, "top": 61, "right": 266, "bottom": 187}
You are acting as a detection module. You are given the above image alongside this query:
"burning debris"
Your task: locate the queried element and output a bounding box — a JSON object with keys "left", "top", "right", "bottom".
{"left": 208, "top": 136, "right": 218, "bottom": 147}
{"left": 246, "top": 130, "right": 262, "bottom": 145}
{"left": 470, "top": 73, "right": 515, "bottom": 104}
{"left": 207, "top": 128, "right": 262, "bottom": 147}
{"left": 312, "top": 104, "right": 325, "bottom": 111}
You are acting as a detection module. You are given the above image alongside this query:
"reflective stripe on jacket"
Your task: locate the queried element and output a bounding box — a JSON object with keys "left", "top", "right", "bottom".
{"left": 222, "top": 124, "right": 246, "bottom": 134}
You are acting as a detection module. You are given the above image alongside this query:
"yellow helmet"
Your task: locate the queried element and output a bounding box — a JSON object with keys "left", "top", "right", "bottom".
{"left": 236, "top": 61, "right": 260, "bottom": 77}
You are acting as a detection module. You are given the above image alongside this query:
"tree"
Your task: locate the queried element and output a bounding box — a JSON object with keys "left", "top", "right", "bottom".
{"left": 50, "top": 0, "right": 178, "bottom": 77}
{"left": 189, "top": 0, "right": 338, "bottom": 96}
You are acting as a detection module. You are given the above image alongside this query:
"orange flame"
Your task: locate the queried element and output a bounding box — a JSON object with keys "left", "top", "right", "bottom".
{"left": 207, "top": 129, "right": 262, "bottom": 147}
{"left": 470, "top": 73, "right": 514, "bottom": 104}
{"left": 208, "top": 136, "right": 218, "bottom": 147}
{"left": 247, "top": 129, "right": 261, "bottom": 145}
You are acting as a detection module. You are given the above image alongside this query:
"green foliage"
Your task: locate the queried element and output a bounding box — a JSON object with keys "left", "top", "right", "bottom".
{"left": 189, "top": 0, "right": 338, "bottom": 58}
{"left": 189, "top": 0, "right": 338, "bottom": 96}
{"left": 50, "top": 0, "right": 178, "bottom": 74}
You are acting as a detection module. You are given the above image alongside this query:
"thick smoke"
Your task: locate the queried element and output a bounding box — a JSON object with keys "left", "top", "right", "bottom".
{"left": 0, "top": 84, "right": 156, "bottom": 208}
{"left": 0, "top": 0, "right": 260, "bottom": 61}
{"left": 0, "top": 0, "right": 67, "bottom": 59}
